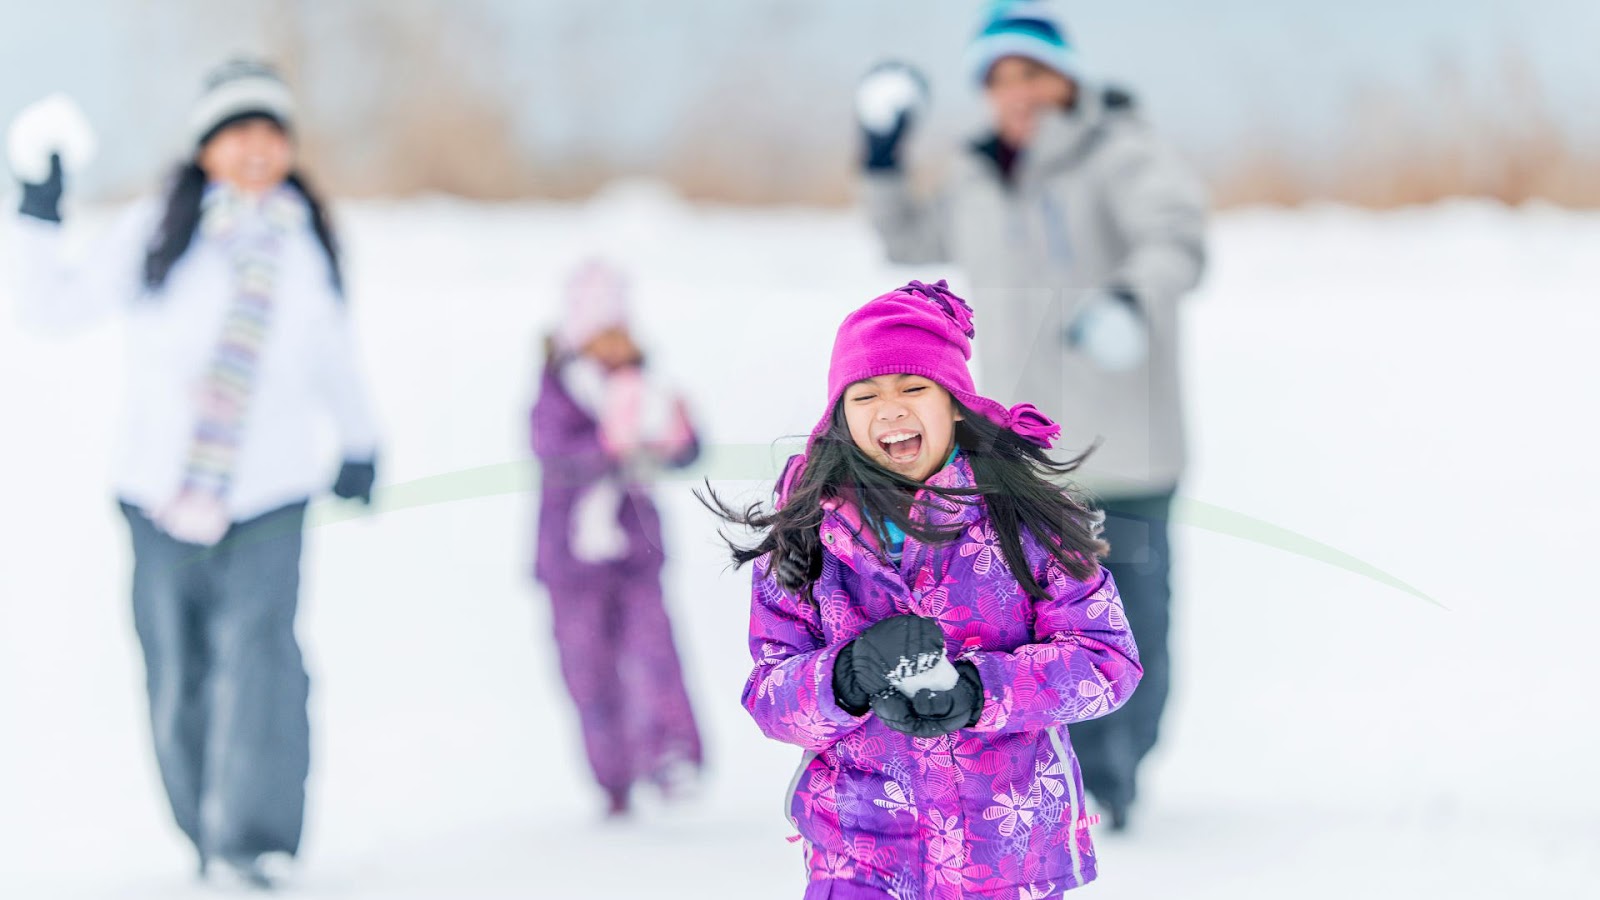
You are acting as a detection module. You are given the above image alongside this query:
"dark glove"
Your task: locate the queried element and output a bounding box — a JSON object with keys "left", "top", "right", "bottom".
{"left": 868, "top": 689, "right": 921, "bottom": 734}
{"left": 874, "top": 662, "right": 983, "bottom": 738}
{"left": 19, "top": 152, "right": 64, "bottom": 223}
{"left": 857, "top": 62, "right": 927, "bottom": 172}
{"left": 913, "top": 661, "right": 984, "bottom": 729}
{"left": 863, "top": 108, "right": 913, "bottom": 172}
{"left": 833, "top": 614, "right": 947, "bottom": 711}
{"left": 831, "top": 640, "right": 870, "bottom": 715}
{"left": 332, "top": 458, "right": 376, "bottom": 505}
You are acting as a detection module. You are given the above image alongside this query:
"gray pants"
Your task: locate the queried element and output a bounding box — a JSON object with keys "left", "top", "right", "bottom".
{"left": 1071, "top": 490, "right": 1174, "bottom": 812}
{"left": 121, "top": 500, "right": 310, "bottom": 867}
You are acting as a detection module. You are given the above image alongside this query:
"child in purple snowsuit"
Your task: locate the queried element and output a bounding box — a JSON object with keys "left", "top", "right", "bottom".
{"left": 532, "top": 260, "right": 704, "bottom": 817}
{"left": 706, "top": 281, "right": 1142, "bottom": 899}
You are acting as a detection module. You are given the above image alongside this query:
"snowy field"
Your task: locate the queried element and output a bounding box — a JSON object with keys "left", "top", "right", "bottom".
{"left": 2, "top": 188, "right": 1597, "bottom": 897}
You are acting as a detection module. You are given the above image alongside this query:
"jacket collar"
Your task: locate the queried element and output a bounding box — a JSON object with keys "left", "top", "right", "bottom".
{"left": 818, "top": 454, "right": 984, "bottom": 573}
{"left": 968, "top": 87, "right": 1115, "bottom": 185}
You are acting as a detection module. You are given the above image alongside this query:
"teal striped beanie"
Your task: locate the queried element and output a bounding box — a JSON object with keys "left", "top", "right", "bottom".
{"left": 965, "top": 0, "right": 1080, "bottom": 85}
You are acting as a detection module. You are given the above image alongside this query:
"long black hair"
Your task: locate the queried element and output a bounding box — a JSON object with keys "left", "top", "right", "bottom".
{"left": 698, "top": 399, "right": 1108, "bottom": 603}
{"left": 143, "top": 161, "right": 344, "bottom": 295}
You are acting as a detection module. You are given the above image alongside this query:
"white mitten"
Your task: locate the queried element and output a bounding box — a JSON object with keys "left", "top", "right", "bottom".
{"left": 571, "top": 479, "right": 628, "bottom": 563}
{"left": 559, "top": 356, "right": 609, "bottom": 421}
{"left": 7, "top": 93, "right": 97, "bottom": 183}
{"left": 855, "top": 62, "right": 928, "bottom": 135}
{"left": 1066, "top": 289, "right": 1149, "bottom": 372}
{"left": 156, "top": 491, "right": 231, "bottom": 547}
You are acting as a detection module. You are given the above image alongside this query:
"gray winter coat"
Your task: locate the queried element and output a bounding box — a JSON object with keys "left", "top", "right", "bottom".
{"left": 863, "top": 89, "right": 1208, "bottom": 498}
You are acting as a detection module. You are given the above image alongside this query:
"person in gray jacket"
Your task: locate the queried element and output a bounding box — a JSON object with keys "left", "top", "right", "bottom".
{"left": 858, "top": 0, "right": 1207, "bottom": 831}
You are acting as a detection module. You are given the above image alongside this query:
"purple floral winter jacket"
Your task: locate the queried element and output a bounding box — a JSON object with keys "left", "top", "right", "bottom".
{"left": 744, "top": 455, "right": 1142, "bottom": 899}
{"left": 531, "top": 364, "right": 698, "bottom": 586}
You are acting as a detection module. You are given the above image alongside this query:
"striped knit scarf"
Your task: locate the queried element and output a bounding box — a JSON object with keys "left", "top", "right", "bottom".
{"left": 178, "top": 184, "right": 305, "bottom": 502}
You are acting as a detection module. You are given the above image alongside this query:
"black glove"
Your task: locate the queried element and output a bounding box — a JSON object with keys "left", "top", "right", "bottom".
{"left": 913, "top": 661, "right": 984, "bottom": 730}
{"left": 19, "top": 152, "right": 64, "bottom": 223}
{"left": 873, "top": 662, "right": 983, "bottom": 738}
{"left": 858, "top": 62, "right": 927, "bottom": 173}
{"left": 833, "top": 614, "right": 947, "bottom": 713}
{"left": 332, "top": 458, "right": 376, "bottom": 505}
{"left": 868, "top": 689, "right": 921, "bottom": 734}
{"left": 867, "top": 662, "right": 974, "bottom": 736}
{"left": 832, "top": 640, "right": 870, "bottom": 715}
{"left": 863, "top": 108, "right": 913, "bottom": 172}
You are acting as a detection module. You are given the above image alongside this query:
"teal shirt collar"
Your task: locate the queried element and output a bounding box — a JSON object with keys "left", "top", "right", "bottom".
{"left": 881, "top": 446, "right": 961, "bottom": 560}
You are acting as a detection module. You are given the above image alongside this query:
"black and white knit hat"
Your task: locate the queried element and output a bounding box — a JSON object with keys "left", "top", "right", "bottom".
{"left": 188, "top": 58, "right": 296, "bottom": 149}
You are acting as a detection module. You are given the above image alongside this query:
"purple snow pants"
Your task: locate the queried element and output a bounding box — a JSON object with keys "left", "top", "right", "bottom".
{"left": 546, "top": 573, "right": 702, "bottom": 796}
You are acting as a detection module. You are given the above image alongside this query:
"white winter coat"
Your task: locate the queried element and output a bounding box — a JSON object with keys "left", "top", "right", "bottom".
{"left": 10, "top": 195, "right": 379, "bottom": 521}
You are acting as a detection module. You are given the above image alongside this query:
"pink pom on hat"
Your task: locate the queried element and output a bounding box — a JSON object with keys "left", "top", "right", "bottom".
{"left": 809, "top": 279, "right": 1060, "bottom": 451}
{"left": 557, "top": 258, "right": 630, "bottom": 352}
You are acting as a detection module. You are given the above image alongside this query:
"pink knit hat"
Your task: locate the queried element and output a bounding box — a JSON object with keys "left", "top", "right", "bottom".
{"left": 556, "top": 258, "right": 629, "bottom": 353}
{"left": 809, "top": 279, "right": 1060, "bottom": 451}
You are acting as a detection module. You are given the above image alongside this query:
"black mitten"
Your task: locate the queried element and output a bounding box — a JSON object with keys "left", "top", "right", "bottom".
{"left": 863, "top": 109, "right": 913, "bottom": 172}
{"left": 876, "top": 662, "right": 982, "bottom": 738}
{"left": 857, "top": 62, "right": 927, "bottom": 172}
{"left": 870, "top": 690, "right": 922, "bottom": 735}
{"left": 332, "top": 458, "right": 377, "bottom": 505}
{"left": 831, "top": 641, "right": 870, "bottom": 716}
{"left": 19, "top": 153, "right": 64, "bottom": 223}
{"left": 908, "top": 661, "right": 985, "bottom": 734}
{"left": 848, "top": 614, "right": 947, "bottom": 698}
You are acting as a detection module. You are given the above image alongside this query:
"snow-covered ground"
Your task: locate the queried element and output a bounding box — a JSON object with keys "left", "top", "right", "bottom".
{"left": 2, "top": 188, "right": 1597, "bottom": 897}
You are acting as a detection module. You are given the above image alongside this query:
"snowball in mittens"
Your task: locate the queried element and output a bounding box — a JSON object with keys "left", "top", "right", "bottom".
{"left": 890, "top": 654, "right": 960, "bottom": 697}
{"left": 7, "top": 93, "right": 97, "bottom": 183}
{"left": 855, "top": 63, "right": 927, "bottom": 134}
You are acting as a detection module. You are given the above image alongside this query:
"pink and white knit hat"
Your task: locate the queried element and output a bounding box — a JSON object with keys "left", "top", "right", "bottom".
{"left": 556, "top": 258, "right": 630, "bottom": 353}
{"left": 809, "top": 279, "right": 1061, "bottom": 451}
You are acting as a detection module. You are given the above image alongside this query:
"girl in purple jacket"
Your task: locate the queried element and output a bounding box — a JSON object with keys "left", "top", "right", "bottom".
{"left": 704, "top": 280, "right": 1142, "bottom": 899}
{"left": 532, "top": 260, "right": 704, "bottom": 818}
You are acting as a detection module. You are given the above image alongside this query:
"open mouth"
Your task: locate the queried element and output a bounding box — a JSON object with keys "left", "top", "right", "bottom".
{"left": 878, "top": 430, "right": 923, "bottom": 464}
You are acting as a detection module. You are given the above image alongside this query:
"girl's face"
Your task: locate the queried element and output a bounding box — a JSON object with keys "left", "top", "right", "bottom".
{"left": 843, "top": 374, "right": 963, "bottom": 482}
{"left": 581, "top": 326, "right": 642, "bottom": 369}
{"left": 198, "top": 117, "right": 294, "bottom": 195}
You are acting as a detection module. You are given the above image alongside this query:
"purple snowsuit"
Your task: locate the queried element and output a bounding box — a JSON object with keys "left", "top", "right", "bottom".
{"left": 745, "top": 455, "right": 1142, "bottom": 899}
{"left": 532, "top": 364, "right": 703, "bottom": 796}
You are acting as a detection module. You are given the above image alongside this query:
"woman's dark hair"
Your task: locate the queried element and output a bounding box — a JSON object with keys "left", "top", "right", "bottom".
{"left": 698, "top": 399, "right": 1108, "bottom": 603}
{"left": 143, "top": 161, "right": 344, "bottom": 295}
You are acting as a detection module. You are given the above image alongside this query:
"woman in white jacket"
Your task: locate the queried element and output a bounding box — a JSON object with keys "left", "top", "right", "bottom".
{"left": 9, "top": 59, "right": 378, "bottom": 889}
